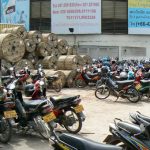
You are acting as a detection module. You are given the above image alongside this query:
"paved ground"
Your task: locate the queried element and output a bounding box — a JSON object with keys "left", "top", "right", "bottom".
{"left": 1, "top": 88, "right": 150, "bottom": 150}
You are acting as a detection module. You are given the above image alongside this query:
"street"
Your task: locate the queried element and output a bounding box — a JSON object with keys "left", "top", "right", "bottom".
{"left": 1, "top": 88, "right": 150, "bottom": 150}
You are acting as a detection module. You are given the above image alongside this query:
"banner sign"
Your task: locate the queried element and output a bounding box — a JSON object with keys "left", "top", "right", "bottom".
{"left": 51, "top": 0, "right": 101, "bottom": 34}
{"left": 1, "top": 0, "right": 30, "bottom": 31}
{"left": 128, "top": 0, "right": 150, "bottom": 34}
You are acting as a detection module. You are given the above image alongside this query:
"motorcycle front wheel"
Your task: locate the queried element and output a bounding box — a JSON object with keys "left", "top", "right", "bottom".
{"left": 95, "top": 86, "right": 110, "bottom": 100}
{"left": 34, "top": 116, "right": 51, "bottom": 140}
{"left": 0, "top": 118, "right": 12, "bottom": 143}
{"left": 63, "top": 109, "right": 82, "bottom": 134}
{"left": 105, "top": 135, "right": 132, "bottom": 150}
{"left": 126, "top": 88, "right": 140, "bottom": 103}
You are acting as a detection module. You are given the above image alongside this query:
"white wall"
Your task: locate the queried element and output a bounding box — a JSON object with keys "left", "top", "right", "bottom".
{"left": 58, "top": 34, "right": 150, "bottom": 60}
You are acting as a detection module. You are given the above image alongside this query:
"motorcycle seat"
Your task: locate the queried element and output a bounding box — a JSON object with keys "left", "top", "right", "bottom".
{"left": 117, "top": 121, "right": 141, "bottom": 135}
{"left": 59, "top": 133, "right": 122, "bottom": 150}
{"left": 50, "top": 95, "right": 80, "bottom": 105}
{"left": 116, "top": 80, "right": 134, "bottom": 85}
{"left": 141, "top": 80, "right": 150, "bottom": 84}
{"left": 138, "top": 113, "right": 150, "bottom": 123}
{"left": 23, "top": 99, "right": 47, "bottom": 109}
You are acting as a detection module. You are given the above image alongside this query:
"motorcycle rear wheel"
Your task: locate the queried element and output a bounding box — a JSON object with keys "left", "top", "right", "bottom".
{"left": 75, "top": 79, "right": 86, "bottom": 88}
{"left": 95, "top": 86, "right": 110, "bottom": 100}
{"left": 127, "top": 88, "right": 140, "bottom": 103}
{"left": 63, "top": 109, "right": 82, "bottom": 134}
{"left": 0, "top": 118, "right": 12, "bottom": 143}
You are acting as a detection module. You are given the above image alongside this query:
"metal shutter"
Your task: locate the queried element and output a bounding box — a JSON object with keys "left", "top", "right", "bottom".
{"left": 31, "top": 2, "right": 40, "bottom": 18}
{"left": 41, "top": 1, "right": 51, "bottom": 18}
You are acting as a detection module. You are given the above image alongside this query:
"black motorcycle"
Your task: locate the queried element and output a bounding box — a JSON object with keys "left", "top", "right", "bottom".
{"left": 95, "top": 73, "right": 140, "bottom": 103}
{"left": 6, "top": 77, "right": 56, "bottom": 140}
{"left": 104, "top": 118, "right": 150, "bottom": 150}
{"left": 50, "top": 95, "right": 85, "bottom": 134}
{"left": 0, "top": 98, "right": 17, "bottom": 143}
{"left": 50, "top": 128, "right": 122, "bottom": 150}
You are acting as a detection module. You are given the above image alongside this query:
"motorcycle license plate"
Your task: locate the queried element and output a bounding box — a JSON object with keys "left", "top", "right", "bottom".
{"left": 135, "top": 84, "right": 142, "bottom": 90}
{"left": 74, "top": 105, "right": 84, "bottom": 113}
{"left": 43, "top": 112, "right": 56, "bottom": 123}
{"left": 4, "top": 110, "right": 17, "bottom": 119}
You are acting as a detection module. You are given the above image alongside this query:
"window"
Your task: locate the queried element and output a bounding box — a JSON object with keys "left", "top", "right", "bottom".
{"left": 30, "top": 0, "right": 51, "bottom": 32}
{"left": 102, "top": 0, "right": 128, "bottom": 34}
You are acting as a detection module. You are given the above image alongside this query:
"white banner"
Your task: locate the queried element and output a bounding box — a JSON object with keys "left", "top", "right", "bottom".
{"left": 51, "top": 0, "right": 101, "bottom": 34}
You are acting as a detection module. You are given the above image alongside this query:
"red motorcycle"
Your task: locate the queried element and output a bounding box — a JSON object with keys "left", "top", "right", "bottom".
{"left": 75, "top": 68, "right": 101, "bottom": 88}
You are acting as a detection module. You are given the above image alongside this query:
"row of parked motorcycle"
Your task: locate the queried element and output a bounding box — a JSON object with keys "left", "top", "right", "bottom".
{"left": 0, "top": 64, "right": 85, "bottom": 145}
{"left": 50, "top": 111, "right": 150, "bottom": 150}
{"left": 74, "top": 58, "right": 150, "bottom": 103}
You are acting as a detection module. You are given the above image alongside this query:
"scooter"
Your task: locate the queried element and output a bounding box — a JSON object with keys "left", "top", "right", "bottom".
{"left": 104, "top": 118, "right": 150, "bottom": 150}
{"left": 50, "top": 128, "right": 122, "bottom": 150}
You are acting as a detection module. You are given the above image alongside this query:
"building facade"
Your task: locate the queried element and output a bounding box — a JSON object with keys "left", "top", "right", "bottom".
{"left": 2, "top": 0, "right": 150, "bottom": 59}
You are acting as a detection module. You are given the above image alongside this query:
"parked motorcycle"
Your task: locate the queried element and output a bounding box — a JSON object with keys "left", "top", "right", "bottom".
{"left": 50, "top": 128, "right": 122, "bottom": 150}
{"left": 31, "top": 64, "right": 62, "bottom": 93}
{"left": 50, "top": 95, "right": 85, "bottom": 134}
{"left": 75, "top": 68, "right": 101, "bottom": 88}
{"left": 0, "top": 98, "right": 17, "bottom": 143}
{"left": 104, "top": 118, "right": 150, "bottom": 150}
{"left": 95, "top": 71, "right": 140, "bottom": 103}
{"left": 5, "top": 75, "right": 56, "bottom": 140}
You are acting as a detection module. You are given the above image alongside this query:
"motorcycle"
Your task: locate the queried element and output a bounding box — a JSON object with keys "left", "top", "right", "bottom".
{"left": 5, "top": 75, "right": 56, "bottom": 140}
{"left": 130, "top": 111, "right": 150, "bottom": 126}
{"left": 74, "top": 68, "right": 101, "bottom": 88}
{"left": 95, "top": 72, "right": 140, "bottom": 103}
{"left": 31, "top": 64, "right": 62, "bottom": 93}
{"left": 50, "top": 95, "right": 85, "bottom": 134}
{"left": 104, "top": 118, "right": 150, "bottom": 150}
{"left": 0, "top": 97, "right": 17, "bottom": 143}
{"left": 50, "top": 128, "right": 122, "bottom": 150}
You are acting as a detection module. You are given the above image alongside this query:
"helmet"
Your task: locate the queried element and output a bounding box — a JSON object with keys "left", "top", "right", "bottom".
{"left": 120, "top": 72, "right": 127, "bottom": 78}
{"left": 101, "top": 66, "right": 109, "bottom": 74}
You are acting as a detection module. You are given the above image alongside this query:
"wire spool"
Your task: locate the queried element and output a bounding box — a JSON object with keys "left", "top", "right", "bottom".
{"left": 15, "top": 59, "right": 34, "bottom": 71}
{"left": 56, "top": 55, "right": 84, "bottom": 70}
{"left": 51, "top": 48, "right": 60, "bottom": 58}
{"left": 34, "top": 59, "right": 43, "bottom": 69}
{"left": 67, "top": 46, "right": 73, "bottom": 55}
{"left": 57, "top": 39, "right": 68, "bottom": 47}
{"left": 53, "top": 40, "right": 58, "bottom": 48}
{"left": 24, "top": 39, "right": 36, "bottom": 53}
{"left": 54, "top": 70, "right": 66, "bottom": 87}
{"left": 0, "top": 33, "right": 25, "bottom": 63}
{"left": 24, "top": 52, "right": 38, "bottom": 65}
{"left": 42, "top": 33, "right": 54, "bottom": 47}
{"left": 58, "top": 70, "right": 77, "bottom": 88}
{"left": 27, "top": 30, "right": 42, "bottom": 44}
{"left": 56, "top": 56, "right": 67, "bottom": 70}
{"left": 42, "top": 56, "right": 58, "bottom": 69}
{"left": 57, "top": 45, "right": 68, "bottom": 55}
{"left": 80, "top": 55, "right": 92, "bottom": 65}
{"left": 1, "top": 26, "right": 27, "bottom": 39}
{"left": 36, "top": 42, "right": 52, "bottom": 57}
